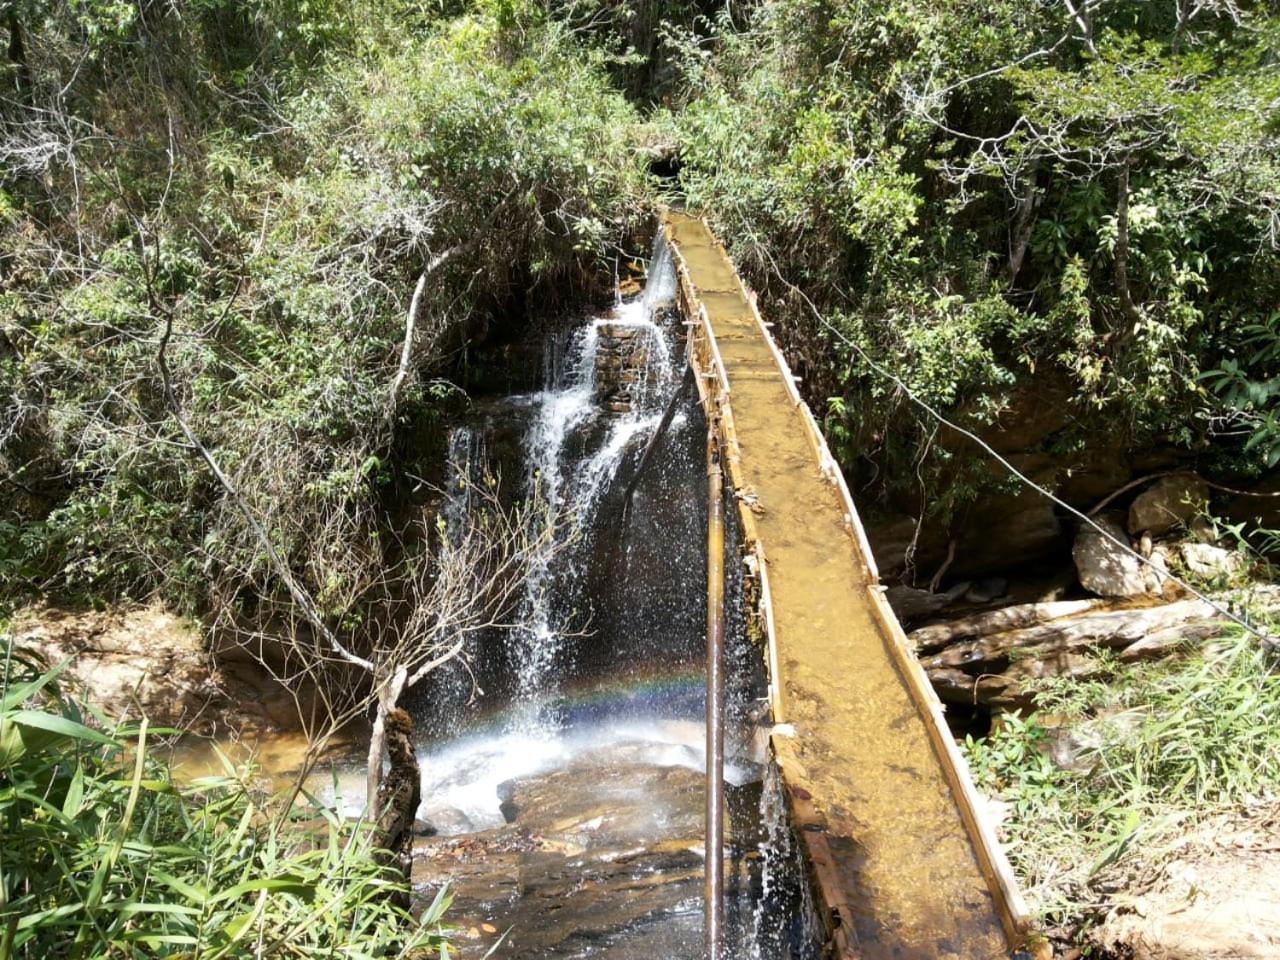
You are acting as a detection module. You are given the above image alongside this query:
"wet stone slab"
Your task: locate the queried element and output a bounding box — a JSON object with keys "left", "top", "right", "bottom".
{"left": 411, "top": 759, "right": 765, "bottom": 959}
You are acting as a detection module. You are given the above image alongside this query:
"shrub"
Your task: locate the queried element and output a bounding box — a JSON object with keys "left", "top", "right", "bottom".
{"left": 0, "top": 639, "right": 449, "bottom": 958}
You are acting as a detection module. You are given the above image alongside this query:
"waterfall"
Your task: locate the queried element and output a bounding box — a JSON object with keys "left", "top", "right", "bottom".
{"left": 291, "top": 230, "right": 817, "bottom": 959}
{"left": 441, "top": 422, "right": 485, "bottom": 541}
{"left": 509, "top": 235, "right": 680, "bottom": 727}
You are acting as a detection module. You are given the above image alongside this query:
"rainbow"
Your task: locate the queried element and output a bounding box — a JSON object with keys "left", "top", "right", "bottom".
{"left": 416, "top": 658, "right": 710, "bottom": 746}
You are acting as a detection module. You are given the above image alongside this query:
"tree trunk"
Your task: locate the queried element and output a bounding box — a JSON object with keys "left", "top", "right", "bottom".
{"left": 372, "top": 706, "right": 421, "bottom": 891}
{"left": 1007, "top": 166, "right": 1039, "bottom": 285}
{"left": 1113, "top": 157, "right": 1140, "bottom": 328}
{"left": 366, "top": 665, "right": 408, "bottom": 814}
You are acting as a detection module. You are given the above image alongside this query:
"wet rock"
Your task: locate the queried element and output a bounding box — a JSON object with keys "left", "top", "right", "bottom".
{"left": 1073, "top": 515, "right": 1161, "bottom": 598}
{"left": 501, "top": 760, "right": 705, "bottom": 847}
{"left": 496, "top": 781, "right": 520, "bottom": 824}
{"left": 426, "top": 806, "right": 476, "bottom": 835}
{"left": 595, "top": 320, "right": 657, "bottom": 414}
{"left": 412, "top": 819, "right": 438, "bottom": 837}
{"left": 1128, "top": 473, "right": 1209, "bottom": 536}
{"left": 411, "top": 758, "right": 757, "bottom": 959}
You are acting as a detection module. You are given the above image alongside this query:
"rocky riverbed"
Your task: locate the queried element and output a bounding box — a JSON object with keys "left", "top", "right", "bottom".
{"left": 410, "top": 742, "right": 800, "bottom": 960}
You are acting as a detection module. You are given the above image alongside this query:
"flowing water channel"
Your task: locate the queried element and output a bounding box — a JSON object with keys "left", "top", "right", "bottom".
{"left": 184, "top": 238, "right": 820, "bottom": 958}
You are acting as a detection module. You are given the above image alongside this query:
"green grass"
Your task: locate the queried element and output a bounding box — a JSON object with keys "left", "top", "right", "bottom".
{"left": 0, "top": 637, "right": 450, "bottom": 960}
{"left": 963, "top": 627, "right": 1280, "bottom": 931}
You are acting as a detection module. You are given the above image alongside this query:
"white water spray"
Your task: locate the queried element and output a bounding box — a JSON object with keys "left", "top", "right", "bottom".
{"left": 510, "top": 237, "right": 679, "bottom": 725}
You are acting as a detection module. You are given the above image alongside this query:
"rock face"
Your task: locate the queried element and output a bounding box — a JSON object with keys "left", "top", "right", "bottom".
{"left": 10, "top": 603, "right": 224, "bottom": 731}
{"left": 1128, "top": 473, "right": 1209, "bottom": 536}
{"left": 595, "top": 321, "right": 655, "bottom": 413}
{"left": 868, "top": 491, "right": 1063, "bottom": 583}
{"left": 1073, "top": 515, "right": 1164, "bottom": 598}
{"left": 10, "top": 602, "right": 306, "bottom": 734}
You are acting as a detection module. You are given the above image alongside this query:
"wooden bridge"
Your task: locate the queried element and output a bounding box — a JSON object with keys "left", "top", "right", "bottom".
{"left": 663, "top": 211, "right": 1047, "bottom": 960}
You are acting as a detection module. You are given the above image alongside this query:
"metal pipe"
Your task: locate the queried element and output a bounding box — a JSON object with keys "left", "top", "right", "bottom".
{"left": 620, "top": 364, "right": 695, "bottom": 523}
{"left": 704, "top": 424, "right": 726, "bottom": 960}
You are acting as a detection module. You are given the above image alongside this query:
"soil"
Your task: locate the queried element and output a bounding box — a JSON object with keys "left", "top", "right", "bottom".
{"left": 1080, "top": 803, "right": 1280, "bottom": 959}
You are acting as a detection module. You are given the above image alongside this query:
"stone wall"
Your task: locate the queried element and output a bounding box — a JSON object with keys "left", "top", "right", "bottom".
{"left": 594, "top": 322, "right": 652, "bottom": 413}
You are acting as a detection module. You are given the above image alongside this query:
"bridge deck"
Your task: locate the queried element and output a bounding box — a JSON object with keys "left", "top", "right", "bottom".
{"left": 663, "top": 212, "right": 1036, "bottom": 960}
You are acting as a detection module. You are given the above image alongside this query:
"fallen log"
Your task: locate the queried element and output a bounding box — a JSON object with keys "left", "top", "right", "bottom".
{"left": 921, "top": 599, "right": 1220, "bottom": 708}
{"left": 920, "top": 599, "right": 1217, "bottom": 673}
{"left": 911, "top": 599, "right": 1108, "bottom": 654}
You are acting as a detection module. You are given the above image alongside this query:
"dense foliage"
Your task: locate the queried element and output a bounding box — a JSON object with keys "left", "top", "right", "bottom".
{"left": 4, "top": 1, "right": 1280, "bottom": 948}
{"left": 1, "top": 0, "right": 648, "bottom": 613}
{"left": 0, "top": 639, "right": 448, "bottom": 958}
{"left": 6, "top": 0, "right": 1279, "bottom": 604}
{"left": 665, "top": 0, "right": 1280, "bottom": 517}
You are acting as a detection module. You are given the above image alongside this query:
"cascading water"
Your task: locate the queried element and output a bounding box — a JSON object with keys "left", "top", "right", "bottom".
{"left": 300, "top": 233, "right": 816, "bottom": 959}
{"left": 506, "top": 247, "right": 681, "bottom": 727}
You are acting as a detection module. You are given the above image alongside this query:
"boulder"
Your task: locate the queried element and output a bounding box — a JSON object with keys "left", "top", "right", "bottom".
{"left": 1128, "top": 474, "right": 1209, "bottom": 536}
{"left": 1073, "top": 515, "right": 1162, "bottom": 598}
{"left": 1179, "top": 542, "right": 1246, "bottom": 582}
{"left": 11, "top": 603, "right": 223, "bottom": 731}
{"left": 411, "top": 757, "right": 747, "bottom": 959}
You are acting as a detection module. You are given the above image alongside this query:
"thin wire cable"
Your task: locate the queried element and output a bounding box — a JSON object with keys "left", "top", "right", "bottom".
{"left": 756, "top": 252, "right": 1278, "bottom": 648}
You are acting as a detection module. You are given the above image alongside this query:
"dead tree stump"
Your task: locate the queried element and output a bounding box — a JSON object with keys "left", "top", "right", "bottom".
{"left": 373, "top": 707, "right": 421, "bottom": 897}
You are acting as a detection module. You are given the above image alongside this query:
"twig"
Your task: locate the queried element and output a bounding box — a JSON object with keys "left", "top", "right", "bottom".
{"left": 387, "top": 244, "right": 464, "bottom": 415}
{"left": 145, "top": 228, "right": 375, "bottom": 673}
{"left": 1087, "top": 471, "right": 1177, "bottom": 516}
{"left": 929, "top": 539, "right": 957, "bottom": 595}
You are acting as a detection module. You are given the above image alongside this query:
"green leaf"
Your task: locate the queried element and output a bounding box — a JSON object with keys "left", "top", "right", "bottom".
{"left": 209, "top": 876, "right": 318, "bottom": 904}
{"left": 1, "top": 660, "right": 71, "bottom": 712}
{"left": 1088, "top": 809, "right": 1141, "bottom": 879}
{"left": 148, "top": 869, "right": 209, "bottom": 906}
{"left": 103, "top": 901, "right": 202, "bottom": 918}
{"left": 6, "top": 710, "right": 118, "bottom": 745}
{"left": 62, "top": 762, "right": 85, "bottom": 817}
